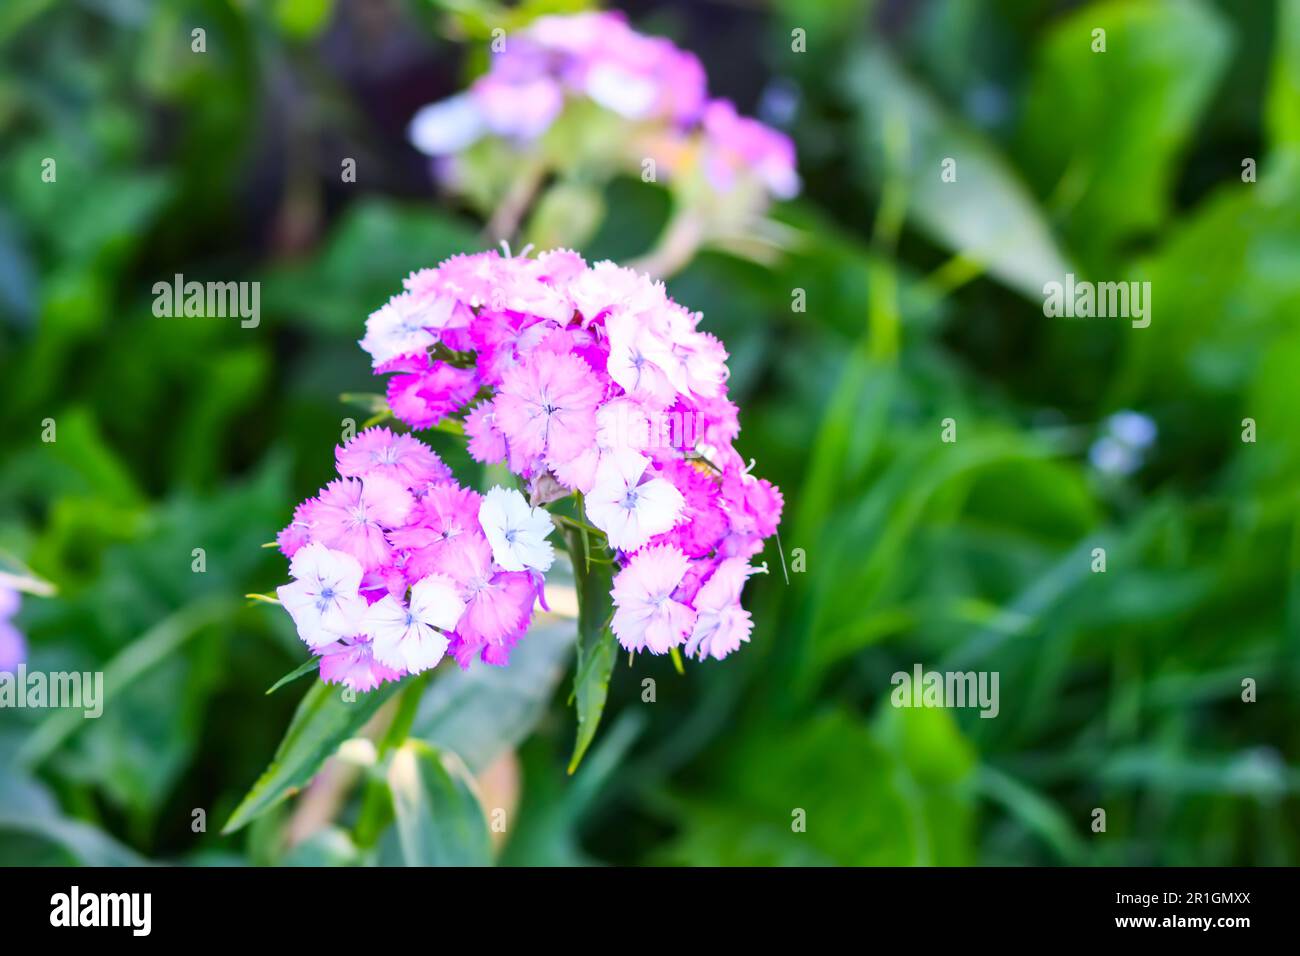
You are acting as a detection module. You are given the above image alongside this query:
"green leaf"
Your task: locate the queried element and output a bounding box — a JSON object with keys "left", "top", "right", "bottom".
{"left": 411, "top": 613, "right": 576, "bottom": 773}
{"left": 1267, "top": 0, "right": 1300, "bottom": 151}
{"left": 844, "top": 44, "right": 1072, "bottom": 299}
{"left": 561, "top": 522, "right": 616, "bottom": 774}
{"left": 265, "top": 657, "right": 320, "bottom": 695}
{"left": 386, "top": 740, "right": 492, "bottom": 867}
{"left": 18, "top": 597, "right": 234, "bottom": 767}
{"left": 568, "top": 627, "right": 617, "bottom": 775}
{"left": 1019, "top": 0, "right": 1231, "bottom": 258}
{"left": 661, "top": 707, "right": 976, "bottom": 866}
{"left": 0, "top": 815, "right": 148, "bottom": 867}
{"left": 222, "top": 678, "right": 401, "bottom": 834}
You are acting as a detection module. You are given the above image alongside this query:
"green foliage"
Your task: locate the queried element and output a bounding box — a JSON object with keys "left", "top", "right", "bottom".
{"left": 386, "top": 741, "right": 492, "bottom": 866}
{"left": 1, "top": 0, "right": 1297, "bottom": 868}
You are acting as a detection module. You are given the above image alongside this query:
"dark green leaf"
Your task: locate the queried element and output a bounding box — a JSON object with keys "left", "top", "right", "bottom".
{"left": 222, "top": 678, "right": 401, "bottom": 834}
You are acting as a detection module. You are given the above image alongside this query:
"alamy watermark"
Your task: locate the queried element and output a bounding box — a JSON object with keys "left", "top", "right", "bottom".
{"left": 50, "top": 886, "right": 151, "bottom": 936}
{"left": 153, "top": 274, "right": 260, "bottom": 328}
{"left": 599, "top": 403, "right": 702, "bottom": 452}
{"left": 890, "top": 663, "right": 999, "bottom": 718}
{"left": 0, "top": 664, "right": 103, "bottom": 718}
{"left": 1043, "top": 273, "right": 1150, "bottom": 328}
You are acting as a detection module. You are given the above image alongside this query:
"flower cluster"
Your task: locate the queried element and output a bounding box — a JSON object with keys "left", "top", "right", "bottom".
{"left": 275, "top": 427, "right": 556, "bottom": 690}
{"left": 357, "top": 247, "right": 783, "bottom": 662}
{"left": 0, "top": 584, "right": 23, "bottom": 673}
{"left": 409, "top": 11, "right": 799, "bottom": 203}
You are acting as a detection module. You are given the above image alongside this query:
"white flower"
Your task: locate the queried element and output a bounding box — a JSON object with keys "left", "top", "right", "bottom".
{"left": 362, "top": 574, "right": 465, "bottom": 674}
{"left": 276, "top": 543, "right": 367, "bottom": 649}
{"left": 478, "top": 486, "right": 555, "bottom": 572}
{"left": 604, "top": 310, "right": 678, "bottom": 404}
{"left": 408, "top": 93, "right": 487, "bottom": 156}
{"left": 585, "top": 64, "right": 659, "bottom": 119}
{"left": 358, "top": 294, "right": 436, "bottom": 367}
{"left": 585, "top": 450, "right": 684, "bottom": 552}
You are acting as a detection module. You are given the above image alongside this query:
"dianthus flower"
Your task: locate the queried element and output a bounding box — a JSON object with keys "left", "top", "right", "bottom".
{"left": 407, "top": 11, "right": 799, "bottom": 241}
{"left": 346, "top": 248, "right": 782, "bottom": 663}
{"left": 274, "top": 428, "right": 553, "bottom": 689}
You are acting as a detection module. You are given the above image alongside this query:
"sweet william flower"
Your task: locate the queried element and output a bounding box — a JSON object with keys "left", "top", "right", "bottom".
{"left": 385, "top": 356, "right": 480, "bottom": 430}
{"left": 387, "top": 483, "right": 482, "bottom": 581}
{"left": 277, "top": 498, "right": 318, "bottom": 558}
{"left": 312, "top": 475, "right": 414, "bottom": 570}
{"left": 464, "top": 400, "right": 509, "bottom": 465}
{"left": 586, "top": 450, "right": 684, "bottom": 552}
{"left": 336, "top": 427, "right": 451, "bottom": 488}
{"left": 684, "top": 557, "right": 758, "bottom": 661}
{"left": 701, "top": 98, "right": 800, "bottom": 200}
{"left": 605, "top": 309, "right": 679, "bottom": 406}
{"left": 362, "top": 574, "right": 465, "bottom": 674}
{"left": 493, "top": 350, "right": 604, "bottom": 474}
{"left": 271, "top": 246, "right": 785, "bottom": 691}
{"left": 359, "top": 295, "right": 438, "bottom": 368}
{"left": 317, "top": 635, "right": 403, "bottom": 692}
{"left": 429, "top": 534, "right": 538, "bottom": 665}
{"left": 610, "top": 544, "right": 696, "bottom": 654}
{"left": 479, "top": 486, "right": 556, "bottom": 573}
{"left": 277, "top": 543, "right": 368, "bottom": 648}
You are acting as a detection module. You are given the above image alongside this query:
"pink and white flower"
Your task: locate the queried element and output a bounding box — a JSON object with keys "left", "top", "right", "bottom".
{"left": 610, "top": 544, "right": 696, "bottom": 654}
{"left": 585, "top": 450, "right": 684, "bottom": 552}
{"left": 362, "top": 574, "right": 465, "bottom": 673}
{"left": 277, "top": 543, "right": 368, "bottom": 648}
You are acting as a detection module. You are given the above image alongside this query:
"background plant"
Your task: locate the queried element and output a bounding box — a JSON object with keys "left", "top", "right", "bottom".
{"left": 1, "top": 0, "right": 1297, "bottom": 866}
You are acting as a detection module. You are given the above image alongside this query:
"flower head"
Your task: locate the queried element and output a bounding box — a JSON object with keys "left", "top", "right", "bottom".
{"left": 362, "top": 573, "right": 465, "bottom": 674}
{"left": 479, "top": 486, "right": 556, "bottom": 572}
{"left": 337, "top": 427, "right": 452, "bottom": 488}
{"left": 684, "top": 557, "right": 758, "bottom": 661}
{"left": 610, "top": 544, "right": 696, "bottom": 654}
{"left": 277, "top": 543, "right": 368, "bottom": 649}
{"left": 586, "top": 450, "right": 684, "bottom": 552}
{"left": 311, "top": 475, "right": 414, "bottom": 571}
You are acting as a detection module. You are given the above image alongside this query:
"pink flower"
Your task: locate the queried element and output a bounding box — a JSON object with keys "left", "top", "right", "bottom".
{"left": 652, "top": 459, "right": 729, "bottom": 558}
{"left": 684, "top": 557, "right": 758, "bottom": 660}
{"left": 464, "top": 400, "right": 508, "bottom": 464}
{"left": 336, "top": 427, "right": 451, "bottom": 488}
{"left": 722, "top": 465, "right": 785, "bottom": 540}
{"left": 276, "top": 498, "right": 319, "bottom": 558}
{"left": 494, "top": 351, "right": 604, "bottom": 473}
{"left": 386, "top": 356, "right": 480, "bottom": 430}
{"left": 605, "top": 309, "right": 679, "bottom": 406}
{"left": 430, "top": 535, "right": 537, "bottom": 663}
{"left": 701, "top": 98, "right": 800, "bottom": 200}
{"left": 387, "top": 482, "right": 482, "bottom": 581}
{"left": 316, "top": 635, "right": 403, "bottom": 692}
{"left": 610, "top": 544, "right": 696, "bottom": 654}
{"left": 312, "top": 476, "right": 414, "bottom": 570}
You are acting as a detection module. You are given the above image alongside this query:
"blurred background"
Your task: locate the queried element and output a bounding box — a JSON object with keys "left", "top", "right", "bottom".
{"left": 1, "top": 0, "right": 1298, "bottom": 866}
